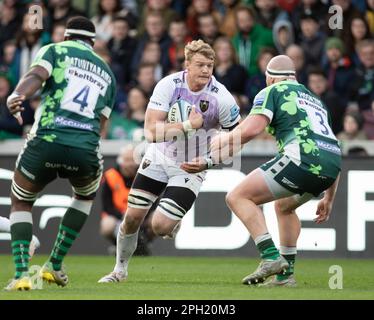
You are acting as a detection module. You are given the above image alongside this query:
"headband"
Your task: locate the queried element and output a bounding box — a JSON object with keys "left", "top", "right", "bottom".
{"left": 64, "top": 28, "right": 96, "bottom": 39}
{"left": 266, "top": 67, "right": 296, "bottom": 78}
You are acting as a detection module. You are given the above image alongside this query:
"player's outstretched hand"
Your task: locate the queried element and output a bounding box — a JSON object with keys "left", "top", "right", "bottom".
{"left": 188, "top": 105, "right": 203, "bottom": 129}
{"left": 7, "top": 94, "right": 25, "bottom": 125}
{"left": 314, "top": 198, "right": 332, "bottom": 224}
{"left": 180, "top": 157, "right": 207, "bottom": 173}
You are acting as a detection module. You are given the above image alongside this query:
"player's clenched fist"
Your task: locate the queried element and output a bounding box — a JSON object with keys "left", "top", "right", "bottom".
{"left": 7, "top": 93, "right": 25, "bottom": 125}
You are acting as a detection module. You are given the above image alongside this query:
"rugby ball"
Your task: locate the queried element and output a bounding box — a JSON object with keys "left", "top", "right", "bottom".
{"left": 168, "top": 100, "right": 196, "bottom": 137}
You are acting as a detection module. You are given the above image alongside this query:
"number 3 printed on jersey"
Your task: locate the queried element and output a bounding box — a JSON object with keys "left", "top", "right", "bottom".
{"left": 61, "top": 67, "right": 108, "bottom": 119}
{"left": 296, "top": 98, "right": 336, "bottom": 140}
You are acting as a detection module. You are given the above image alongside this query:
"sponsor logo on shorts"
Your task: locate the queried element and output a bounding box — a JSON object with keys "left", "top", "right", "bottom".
{"left": 45, "top": 162, "right": 79, "bottom": 171}
{"left": 281, "top": 177, "right": 298, "bottom": 189}
{"left": 315, "top": 140, "right": 341, "bottom": 155}
{"left": 55, "top": 116, "right": 93, "bottom": 131}
{"left": 20, "top": 166, "right": 35, "bottom": 180}
{"left": 142, "top": 159, "right": 151, "bottom": 170}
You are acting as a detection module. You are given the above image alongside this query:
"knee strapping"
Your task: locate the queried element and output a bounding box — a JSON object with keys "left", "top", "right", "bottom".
{"left": 11, "top": 181, "right": 38, "bottom": 202}
{"left": 72, "top": 174, "right": 102, "bottom": 197}
{"left": 127, "top": 189, "right": 157, "bottom": 209}
{"left": 158, "top": 198, "right": 186, "bottom": 220}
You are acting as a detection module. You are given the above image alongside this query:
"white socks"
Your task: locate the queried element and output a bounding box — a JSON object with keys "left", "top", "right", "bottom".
{"left": 114, "top": 229, "right": 139, "bottom": 274}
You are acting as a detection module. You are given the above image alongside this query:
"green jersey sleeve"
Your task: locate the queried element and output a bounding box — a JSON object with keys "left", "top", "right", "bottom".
{"left": 249, "top": 87, "right": 275, "bottom": 122}
{"left": 30, "top": 44, "right": 55, "bottom": 77}
{"left": 101, "top": 73, "right": 116, "bottom": 119}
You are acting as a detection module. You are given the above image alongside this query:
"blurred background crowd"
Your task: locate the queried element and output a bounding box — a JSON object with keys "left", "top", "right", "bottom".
{"left": 0, "top": 0, "right": 373, "bottom": 144}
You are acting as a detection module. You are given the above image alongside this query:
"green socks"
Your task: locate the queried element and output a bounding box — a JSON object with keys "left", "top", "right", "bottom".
{"left": 49, "top": 207, "right": 88, "bottom": 271}
{"left": 10, "top": 212, "right": 33, "bottom": 279}
{"left": 277, "top": 246, "right": 297, "bottom": 281}
{"left": 254, "top": 233, "right": 280, "bottom": 261}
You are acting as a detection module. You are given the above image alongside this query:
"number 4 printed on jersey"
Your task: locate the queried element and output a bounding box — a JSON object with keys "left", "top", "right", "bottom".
{"left": 61, "top": 67, "right": 108, "bottom": 119}
{"left": 73, "top": 85, "right": 90, "bottom": 112}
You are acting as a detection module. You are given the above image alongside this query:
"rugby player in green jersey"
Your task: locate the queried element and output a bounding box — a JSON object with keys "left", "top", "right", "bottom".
{"left": 5, "top": 16, "right": 116, "bottom": 291}
{"left": 182, "top": 55, "right": 341, "bottom": 287}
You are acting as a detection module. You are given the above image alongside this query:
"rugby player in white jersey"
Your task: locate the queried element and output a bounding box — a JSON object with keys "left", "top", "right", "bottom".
{"left": 98, "top": 40, "right": 241, "bottom": 283}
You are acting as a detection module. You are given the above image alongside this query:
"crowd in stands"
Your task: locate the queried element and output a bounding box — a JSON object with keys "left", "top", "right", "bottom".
{"left": 0, "top": 0, "right": 373, "bottom": 144}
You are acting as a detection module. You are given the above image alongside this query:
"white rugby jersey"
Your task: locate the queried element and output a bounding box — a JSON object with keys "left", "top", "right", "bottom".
{"left": 147, "top": 70, "right": 240, "bottom": 163}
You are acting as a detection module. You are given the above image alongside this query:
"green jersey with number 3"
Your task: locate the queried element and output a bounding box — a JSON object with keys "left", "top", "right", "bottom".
{"left": 250, "top": 80, "right": 341, "bottom": 179}
{"left": 29, "top": 40, "right": 116, "bottom": 149}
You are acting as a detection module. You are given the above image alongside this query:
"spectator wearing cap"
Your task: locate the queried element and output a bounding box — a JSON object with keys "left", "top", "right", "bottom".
{"left": 322, "top": 37, "right": 354, "bottom": 102}
{"left": 350, "top": 39, "right": 374, "bottom": 111}
{"left": 298, "top": 12, "right": 326, "bottom": 68}
{"left": 337, "top": 111, "right": 368, "bottom": 141}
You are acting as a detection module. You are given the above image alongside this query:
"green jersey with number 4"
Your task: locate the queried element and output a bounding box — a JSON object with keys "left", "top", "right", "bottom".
{"left": 29, "top": 40, "right": 116, "bottom": 149}
{"left": 250, "top": 80, "right": 341, "bottom": 179}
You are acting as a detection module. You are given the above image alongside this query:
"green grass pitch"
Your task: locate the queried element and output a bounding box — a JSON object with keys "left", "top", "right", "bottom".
{"left": 0, "top": 255, "right": 373, "bottom": 300}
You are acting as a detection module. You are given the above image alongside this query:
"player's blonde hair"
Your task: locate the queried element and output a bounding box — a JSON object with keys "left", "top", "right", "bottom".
{"left": 184, "top": 40, "right": 215, "bottom": 62}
